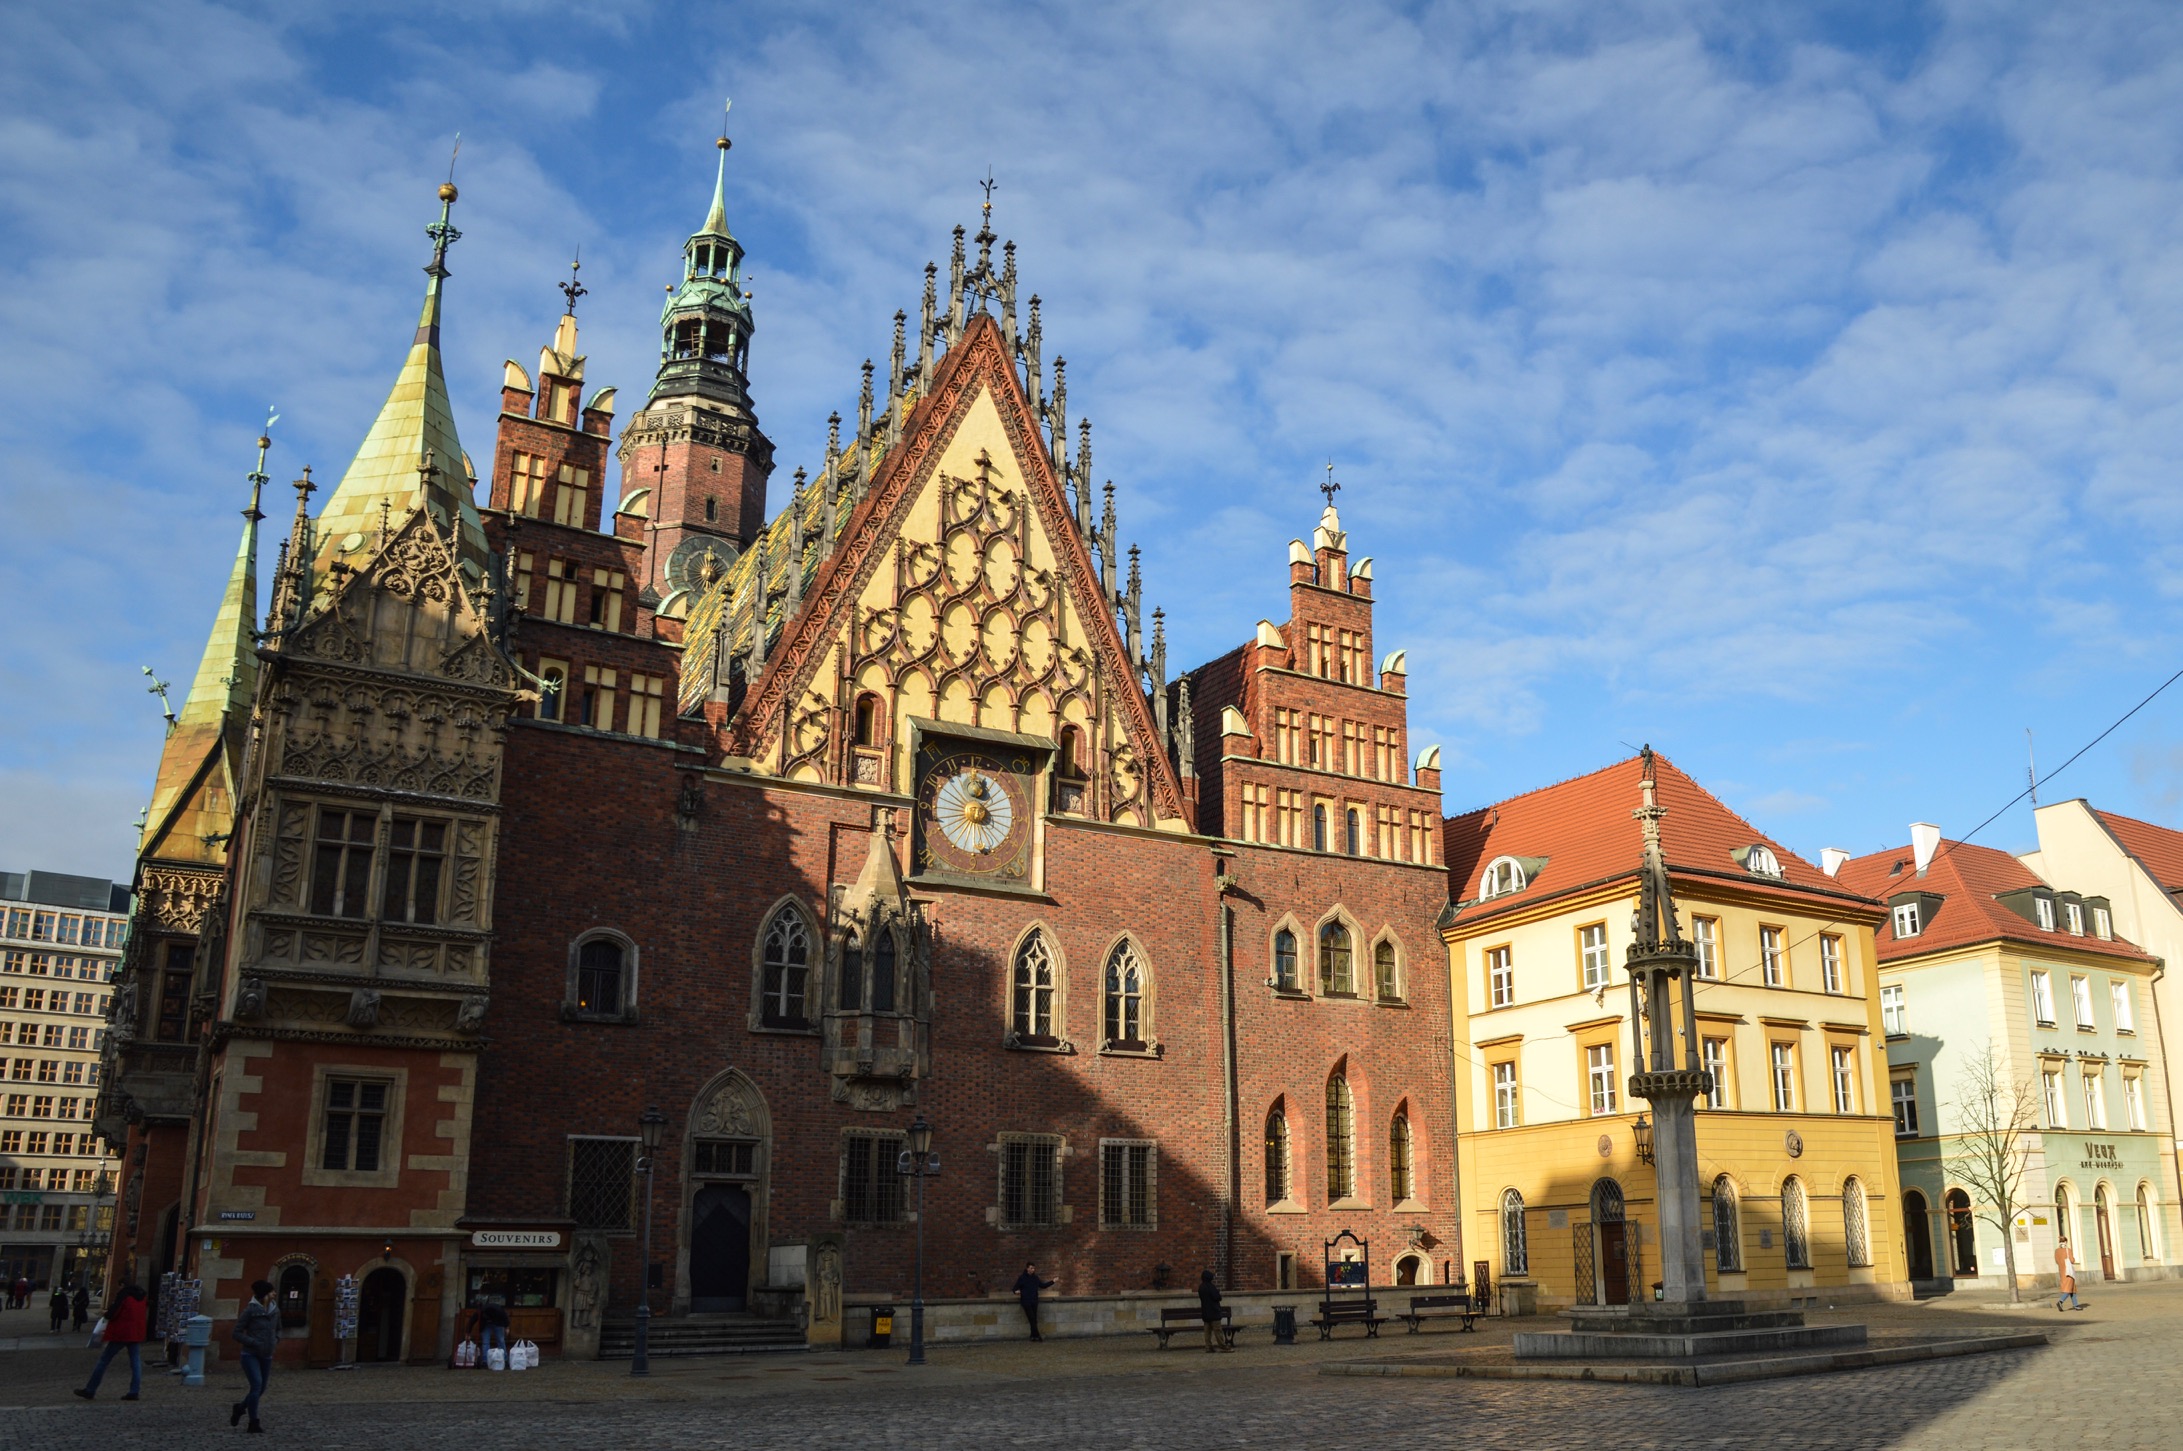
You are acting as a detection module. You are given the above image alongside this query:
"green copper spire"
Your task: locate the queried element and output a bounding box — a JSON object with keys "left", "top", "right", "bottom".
{"left": 310, "top": 178, "right": 487, "bottom": 591}
{"left": 701, "top": 133, "right": 733, "bottom": 239}
{"left": 648, "top": 118, "right": 757, "bottom": 410}
{"left": 138, "top": 430, "right": 269, "bottom": 858}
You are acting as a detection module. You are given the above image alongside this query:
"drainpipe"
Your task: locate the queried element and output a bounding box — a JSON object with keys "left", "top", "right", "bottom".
{"left": 1214, "top": 851, "right": 1238, "bottom": 1290}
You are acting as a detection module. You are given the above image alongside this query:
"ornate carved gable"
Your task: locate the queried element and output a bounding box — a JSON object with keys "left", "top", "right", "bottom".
{"left": 732, "top": 316, "right": 1189, "bottom": 829}
{"left": 288, "top": 509, "right": 515, "bottom": 689}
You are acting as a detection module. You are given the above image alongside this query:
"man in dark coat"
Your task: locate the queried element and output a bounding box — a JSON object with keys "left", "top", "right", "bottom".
{"left": 71, "top": 1283, "right": 90, "bottom": 1332}
{"left": 1197, "top": 1269, "right": 1231, "bottom": 1352}
{"left": 1011, "top": 1263, "right": 1056, "bottom": 1341}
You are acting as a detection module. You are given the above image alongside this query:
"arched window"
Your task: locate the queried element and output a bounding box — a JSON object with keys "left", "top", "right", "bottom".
{"left": 1374, "top": 941, "right": 1399, "bottom": 1002}
{"left": 1843, "top": 1177, "right": 1871, "bottom": 1268}
{"left": 1272, "top": 930, "right": 1299, "bottom": 992}
{"left": 276, "top": 1263, "right": 312, "bottom": 1329}
{"left": 839, "top": 931, "right": 864, "bottom": 1013}
{"left": 1313, "top": 804, "right": 1329, "bottom": 852}
{"left": 1480, "top": 856, "right": 1526, "bottom": 899}
{"left": 1946, "top": 1188, "right": 1977, "bottom": 1274}
{"left": 1501, "top": 1189, "right": 1529, "bottom": 1276}
{"left": 1345, "top": 808, "right": 1362, "bottom": 856}
{"left": 1011, "top": 931, "right": 1057, "bottom": 1043}
{"left": 2137, "top": 1183, "right": 2159, "bottom": 1261}
{"left": 1395, "top": 1254, "right": 1422, "bottom": 1286}
{"left": 575, "top": 937, "right": 626, "bottom": 1017}
{"left": 1389, "top": 1107, "right": 1413, "bottom": 1204}
{"left": 853, "top": 694, "right": 881, "bottom": 747}
{"left": 1264, "top": 1103, "right": 1291, "bottom": 1206}
{"left": 1325, "top": 1068, "right": 1356, "bottom": 1202}
{"left": 1744, "top": 845, "right": 1782, "bottom": 877}
{"left": 1319, "top": 922, "right": 1354, "bottom": 996}
{"left": 2056, "top": 1182, "right": 2076, "bottom": 1250}
{"left": 759, "top": 906, "right": 812, "bottom": 1029}
{"left": 1782, "top": 1176, "right": 1811, "bottom": 1269}
{"left": 1057, "top": 725, "right": 1086, "bottom": 779}
{"left": 1712, "top": 1176, "right": 1742, "bottom": 1272}
{"left": 1103, "top": 939, "right": 1147, "bottom": 1049}
{"left": 871, "top": 928, "right": 898, "bottom": 1014}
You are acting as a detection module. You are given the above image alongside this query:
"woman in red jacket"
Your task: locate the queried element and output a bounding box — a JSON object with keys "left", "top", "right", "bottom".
{"left": 73, "top": 1283, "right": 149, "bottom": 1401}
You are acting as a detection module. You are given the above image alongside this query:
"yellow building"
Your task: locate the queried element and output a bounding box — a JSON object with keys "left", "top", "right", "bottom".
{"left": 1442, "top": 754, "right": 1910, "bottom": 1309}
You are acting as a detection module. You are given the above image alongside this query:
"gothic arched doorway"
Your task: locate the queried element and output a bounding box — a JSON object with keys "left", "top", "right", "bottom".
{"left": 1902, "top": 1189, "right": 1934, "bottom": 1280}
{"left": 1591, "top": 1178, "right": 1629, "bottom": 1306}
{"left": 678, "top": 1068, "right": 771, "bottom": 1315}
{"left": 356, "top": 1267, "right": 407, "bottom": 1362}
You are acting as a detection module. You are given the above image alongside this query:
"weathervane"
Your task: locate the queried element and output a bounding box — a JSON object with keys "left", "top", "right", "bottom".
{"left": 979, "top": 167, "right": 997, "bottom": 224}
{"left": 560, "top": 248, "right": 586, "bottom": 315}
{"left": 1319, "top": 461, "right": 1341, "bottom": 509}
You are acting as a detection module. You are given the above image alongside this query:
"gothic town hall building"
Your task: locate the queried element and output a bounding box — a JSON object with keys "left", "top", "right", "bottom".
{"left": 98, "top": 144, "right": 1454, "bottom": 1361}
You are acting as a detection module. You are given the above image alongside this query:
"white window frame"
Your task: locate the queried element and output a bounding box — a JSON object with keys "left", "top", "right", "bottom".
{"left": 2042, "top": 1068, "right": 2067, "bottom": 1128}
{"left": 1881, "top": 984, "right": 1906, "bottom": 1036}
{"left": 1480, "top": 857, "right": 1526, "bottom": 900}
{"left": 1892, "top": 902, "right": 1921, "bottom": 938}
{"left": 1492, "top": 1061, "right": 1520, "bottom": 1130}
{"left": 2071, "top": 974, "right": 2095, "bottom": 1029}
{"left": 1820, "top": 935, "right": 1843, "bottom": 994}
{"left": 1580, "top": 923, "right": 1611, "bottom": 992}
{"left": 1694, "top": 917, "right": 1720, "bottom": 979}
{"left": 2064, "top": 901, "right": 2085, "bottom": 936}
{"left": 1760, "top": 926, "right": 1785, "bottom": 988}
{"left": 1585, "top": 1043, "right": 1617, "bottom": 1116}
{"left": 1487, "top": 946, "right": 1514, "bottom": 1009}
{"left": 1702, "top": 1037, "right": 1727, "bottom": 1109}
{"left": 2035, "top": 897, "right": 2056, "bottom": 931}
{"left": 2083, "top": 1069, "right": 2108, "bottom": 1131}
{"left": 2111, "top": 980, "right": 2135, "bottom": 1034}
{"left": 1745, "top": 845, "right": 1781, "bottom": 877}
{"left": 1770, "top": 1042, "right": 1796, "bottom": 1113}
{"left": 1831, "top": 1046, "right": 1856, "bottom": 1114}
{"left": 2093, "top": 906, "right": 2113, "bottom": 939}
{"left": 1891, "top": 1075, "right": 1919, "bottom": 1137}
{"left": 2124, "top": 1074, "right": 2147, "bottom": 1131}
{"left": 2031, "top": 970, "right": 2056, "bottom": 1027}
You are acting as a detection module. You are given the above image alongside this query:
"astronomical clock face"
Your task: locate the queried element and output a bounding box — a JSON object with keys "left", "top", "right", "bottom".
{"left": 915, "top": 742, "right": 1035, "bottom": 883}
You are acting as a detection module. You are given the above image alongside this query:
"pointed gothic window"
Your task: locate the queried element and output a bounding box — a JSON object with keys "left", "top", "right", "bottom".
{"left": 1319, "top": 922, "right": 1354, "bottom": 996}
{"left": 1389, "top": 1107, "right": 1413, "bottom": 1204}
{"left": 1272, "top": 930, "right": 1299, "bottom": 993}
{"left": 871, "top": 929, "right": 898, "bottom": 1014}
{"left": 1103, "top": 939, "right": 1147, "bottom": 1050}
{"left": 1264, "top": 1102, "right": 1291, "bottom": 1206}
{"left": 1326, "top": 1068, "right": 1356, "bottom": 1202}
{"left": 1011, "top": 931, "right": 1057, "bottom": 1044}
{"left": 1374, "top": 941, "right": 1399, "bottom": 1002}
{"left": 854, "top": 695, "right": 881, "bottom": 747}
{"left": 759, "top": 906, "right": 812, "bottom": 1030}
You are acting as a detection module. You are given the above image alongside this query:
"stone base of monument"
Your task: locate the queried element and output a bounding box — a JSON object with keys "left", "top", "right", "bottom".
{"left": 1317, "top": 1298, "right": 2046, "bottom": 1386}
{"left": 1512, "top": 1298, "right": 1864, "bottom": 1359}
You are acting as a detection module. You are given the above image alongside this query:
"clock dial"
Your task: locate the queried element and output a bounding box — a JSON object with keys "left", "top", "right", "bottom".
{"left": 916, "top": 746, "right": 1034, "bottom": 880}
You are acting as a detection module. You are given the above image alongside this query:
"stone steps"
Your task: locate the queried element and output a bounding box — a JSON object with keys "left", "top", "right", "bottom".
{"left": 595, "top": 1313, "right": 807, "bottom": 1359}
{"left": 1513, "top": 1321, "right": 1867, "bottom": 1360}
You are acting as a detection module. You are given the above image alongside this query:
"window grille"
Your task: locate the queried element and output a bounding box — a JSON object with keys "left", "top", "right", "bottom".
{"left": 1782, "top": 1177, "right": 1811, "bottom": 1269}
{"left": 1501, "top": 1189, "right": 1528, "bottom": 1275}
{"left": 1843, "top": 1179, "right": 1871, "bottom": 1268}
{"left": 1325, "top": 1071, "right": 1355, "bottom": 1201}
{"left": 568, "top": 1137, "right": 636, "bottom": 1231}
{"left": 1712, "top": 1177, "right": 1742, "bottom": 1271}
{"left": 841, "top": 1132, "right": 906, "bottom": 1224}
{"left": 1000, "top": 1135, "right": 1061, "bottom": 1229}
{"left": 1100, "top": 1141, "right": 1155, "bottom": 1229}
{"left": 1012, "top": 932, "right": 1056, "bottom": 1041}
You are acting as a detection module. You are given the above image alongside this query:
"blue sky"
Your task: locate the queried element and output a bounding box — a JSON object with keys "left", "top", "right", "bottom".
{"left": 6, "top": 0, "right": 2183, "bottom": 880}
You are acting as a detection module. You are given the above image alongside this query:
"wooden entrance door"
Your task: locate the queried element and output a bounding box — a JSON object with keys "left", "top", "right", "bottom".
{"left": 690, "top": 1183, "right": 752, "bottom": 1312}
{"left": 1599, "top": 1222, "right": 1630, "bottom": 1305}
{"left": 356, "top": 1267, "right": 406, "bottom": 1362}
{"left": 2096, "top": 1190, "right": 2117, "bottom": 1280}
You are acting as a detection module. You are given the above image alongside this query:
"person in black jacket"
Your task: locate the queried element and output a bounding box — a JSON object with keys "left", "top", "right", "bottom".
{"left": 229, "top": 1280, "right": 278, "bottom": 1433}
{"left": 1197, "top": 1270, "right": 1231, "bottom": 1353}
{"left": 71, "top": 1283, "right": 90, "bottom": 1332}
{"left": 1011, "top": 1264, "right": 1055, "bottom": 1341}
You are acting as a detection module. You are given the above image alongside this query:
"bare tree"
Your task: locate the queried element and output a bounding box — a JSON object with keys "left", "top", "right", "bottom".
{"left": 1944, "top": 1043, "right": 2041, "bottom": 1303}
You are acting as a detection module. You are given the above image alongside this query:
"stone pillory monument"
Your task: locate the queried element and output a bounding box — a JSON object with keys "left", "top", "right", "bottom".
{"left": 95, "top": 131, "right": 1458, "bottom": 1364}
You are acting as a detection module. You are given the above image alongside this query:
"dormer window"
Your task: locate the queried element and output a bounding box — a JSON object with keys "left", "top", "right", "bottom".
{"left": 1480, "top": 857, "right": 1527, "bottom": 900}
{"left": 2064, "top": 901, "right": 2085, "bottom": 936}
{"left": 1892, "top": 902, "right": 1921, "bottom": 938}
{"left": 2035, "top": 897, "right": 2056, "bottom": 931}
{"left": 1739, "top": 845, "right": 1782, "bottom": 878}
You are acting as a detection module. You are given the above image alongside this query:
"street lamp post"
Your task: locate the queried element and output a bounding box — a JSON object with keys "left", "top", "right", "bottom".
{"left": 896, "top": 1115, "right": 941, "bottom": 1366}
{"left": 631, "top": 1106, "right": 667, "bottom": 1378}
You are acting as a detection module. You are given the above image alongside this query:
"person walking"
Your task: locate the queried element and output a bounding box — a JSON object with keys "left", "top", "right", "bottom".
{"left": 1012, "top": 1263, "right": 1056, "bottom": 1342}
{"left": 477, "top": 1296, "right": 510, "bottom": 1368}
{"left": 71, "top": 1283, "right": 90, "bottom": 1332}
{"left": 1197, "top": 1269, "right": 1232, "bottom": 1353}
{"left": 230, "top": 1279, "right": 277, "bottom": 1433}
{"left": 2055, "top": 1239, "right": 2086, "bottom": 1311}
{"left": 11, "top": 1275, "right": 27, "bottom": 1310}
{"left": 49, "top": 1284, "right": 68, "bottom": 1333}
{"left": 73, "top": 1282, "right": 149, "bottom": 1401}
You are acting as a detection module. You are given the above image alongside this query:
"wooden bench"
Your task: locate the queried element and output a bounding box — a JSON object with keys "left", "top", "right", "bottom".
{"left": 1401, "top": 1292, "right": 1478, "bottom": 1333}
{"left": 1152, "top": 1304, "right": 1237, "bottom": 1349}
{"left": 1310, "top": 1298, "right": 1383, "bottom": 1339}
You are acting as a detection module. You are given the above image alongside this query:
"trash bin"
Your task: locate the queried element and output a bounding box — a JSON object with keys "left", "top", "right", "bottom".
{"left": 868, "top": 1307, "right": 894, "bottom": 1349}
{"left": 1271, "top": 1305, "right": 1297, "bottom": 1345}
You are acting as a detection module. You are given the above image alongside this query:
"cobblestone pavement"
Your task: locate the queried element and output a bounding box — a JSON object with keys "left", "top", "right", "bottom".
{"left": 0, "top": 1281, "right": 2171, "bottom": 1450}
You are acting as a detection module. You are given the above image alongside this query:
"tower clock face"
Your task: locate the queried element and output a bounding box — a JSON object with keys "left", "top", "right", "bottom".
{"left": 915, "top": 746, "right": 1034, "bottom": 881}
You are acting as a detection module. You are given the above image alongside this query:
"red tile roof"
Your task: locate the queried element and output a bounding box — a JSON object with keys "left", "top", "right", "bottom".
{"left": 2090, "top": 807, "right": 2183, "bottom": 900}
{"left": 1834, "top": 838, "right": 2154, "bottom": 964}
{"left": 1443, "top": 753, "right": 1879, "bottom": 925}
